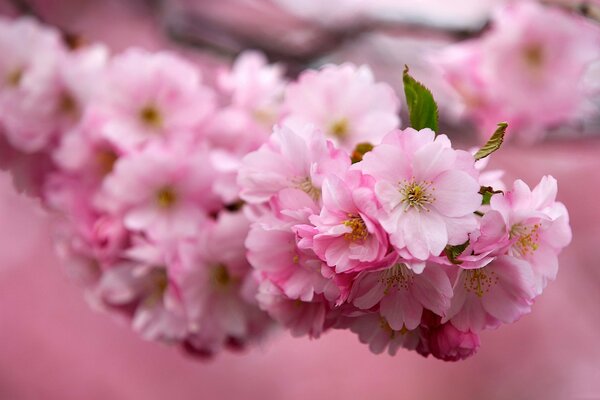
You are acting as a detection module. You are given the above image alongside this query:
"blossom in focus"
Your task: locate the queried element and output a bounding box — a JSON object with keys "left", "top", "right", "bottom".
{"left": 445, "top": 255, "right": 536, "bottom": 331}
{"left": 357, "top": 128, "right": 481, "bottom": 260}
{"left": 238, "top": 124, "right": 350, "bottom": 204}
{"left": 282, "top": 64, "right": 400, "bottom": 150}
{"left": 350, "top": 260, "right": 453, "bottom": 330}
{"left": 490, "top": 176, "right": 572, "bottom": 294}
{"left": 309, "top": 171, "right": 388, "bottom": 273}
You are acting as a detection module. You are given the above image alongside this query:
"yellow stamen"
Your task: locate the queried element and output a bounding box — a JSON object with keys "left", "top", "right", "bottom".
{"left": 380, "top": 263, "right": 414, "bottom": 294}
{"left": 139, "top": 105, "right": 163, "bottom": 128}
{"left": 399, "top": 179, "right": 435, "bottom": 212}
{"left": 212, "top": 264, "right": 232, "bottom": 288}
{"left": 344, "top": 215, "right": 368, "bottom": 242}
{"left": 329, "top": 118, "right": 349, "bottom": 139}
{"left": 523, "top": 44, "right": 544, "bottom": 69}
{"left": 296, "top": 177, "right": 321, "bottom": 201}
{"left": 96, "top": 149, "right": 118, "bottom": 176}
{"left": 5, "top": 68, "right": 23, "bottom": 87}
{"left": 156, "top": 187, "right": 177, "bottom": 208}
{"left": 463, "top": 268, "right": 498, "bottom": 298}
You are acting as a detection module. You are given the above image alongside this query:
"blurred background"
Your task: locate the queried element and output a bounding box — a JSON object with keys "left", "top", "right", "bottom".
{"left": 0, "top": 0, "right": 599, "bottom": 399}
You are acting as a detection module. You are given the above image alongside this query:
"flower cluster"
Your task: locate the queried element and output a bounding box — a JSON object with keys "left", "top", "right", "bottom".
{"left": 0, "top": 17, "right": 288, "bottom": 356}
{"left": 240, "top": 124, "right": 571, "bottom": 360}
{"left": 435, "top": 1, "right": 600, "bottom": 143}
{"left": 0, "top": 16, "right": 572, "bottom": 361}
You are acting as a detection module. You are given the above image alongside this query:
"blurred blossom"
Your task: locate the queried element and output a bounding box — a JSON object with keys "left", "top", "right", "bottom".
{"left": 435, "top": 1, "right": 600, "bottom": 142}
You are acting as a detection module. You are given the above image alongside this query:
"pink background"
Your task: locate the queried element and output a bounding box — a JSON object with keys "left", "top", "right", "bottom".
{"left": 1, "top": 1, "right": 600, "bottom": 399}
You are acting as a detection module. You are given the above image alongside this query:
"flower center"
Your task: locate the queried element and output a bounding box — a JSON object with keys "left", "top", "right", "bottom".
{"left": 523, "top": 44, "right": 544, "bottom": 69}
{"left": 59, "top": 92, "right": 78, "bottom": 116}
{"left": 211, "top": 264, "right": 232, "bottom": 288}
{"left": 5, "top": 68, "right": 23, "bottom": 87}
{"left": 399, "top": 179, "right": 435, "bottom": 212}
{"left": 95, "top": 148, "right": 118, "bottom": 176}
{"left": 144, "top": 267, "right": 169, "bottom": 306}
{"left": 295, "top": 177, "right": 321, "bottom": 200}
{"left": 139, "top": 105, "right": 163, "bottom": 128}
{"left": 380, "top": 263, "right": 414, "bottom": 294}
{"left": 510, "top": 223, "right": 541, "bottom": 257}
{"left": 155, "top": 186, "right": 177, "bottom": 208}
{"left": 344, "top": 215, "right": 368, "bottom": 242}
{"left": 463, "top": 268, "right": 498, "bottom": 298}
{"left": 329, "top": 118, "right": 349, "bottom": 139}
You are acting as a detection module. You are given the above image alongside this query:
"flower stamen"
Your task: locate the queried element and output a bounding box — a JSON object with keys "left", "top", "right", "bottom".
{"left": 344, "top": 215, "right": 368, "bottom": 242}
{"left": 463, "top": 268, "right": 498, "bottom": 298}
{"left": 399, "top": 179, "right": 435, "bottom": 212}
{"left": 156, "top": 186, "right": 177, "bottom": 208}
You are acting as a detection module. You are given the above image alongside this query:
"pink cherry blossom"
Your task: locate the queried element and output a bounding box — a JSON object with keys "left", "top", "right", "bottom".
{"left": 445, "top": 255, "right": 536, "bottom": 331}
{"left": 339, "top": 313, "right": 422, "bottom": 356}
{"left": 436, "top": 2, "right": 600, "bottom": 141}
{"left": 98, "top": 49, "right": 215, "bottom": 151}
{"left": 490, "top": 176, "right": 572, "bottom": 294}
{"left": 427, "top": 322, "right": 480, "bottom": 362}
{"left": 283, "top": 63, "right": 400, "bottom": 150}
{"left": 357, "top": 128, "right": 481, "bottom": 260}
{"left": 0, "top": 17, "right": 63, "bottom": 152}
{"left": 176, "top": 211, "right": 272, "bottom": 354}
{"left": 238, "top": 124, "right": 350, "bottom": 204}
{"left": 256, "top": 281, "right": 331, "bottom": 339}
{"left": 245, "top": 189, "right": 331, "bottom": 302}
{"left": 52, "top": 109, "right": 122, "bottom": 184}
{"left": 94, "top": 240, "right": 188, "bottom": 342}
{"left": 99, "top": 143, "right": 220, "bottom": 239}
{"left": 206, "top": 51, "right": 286, "bottom": 155}
{"left": 309, "top": 171, "right": 388, "bottom": 273}
{"left": 350, "top": 259, "right": 453, "bottom": 330}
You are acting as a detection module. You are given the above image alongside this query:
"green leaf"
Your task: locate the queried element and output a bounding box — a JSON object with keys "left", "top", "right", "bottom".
{"left": 351, "top": 142, "right": 374, "bottom": 164}
{"left": 474, "top": 122, "right": 508, "bottom": 161}
{"left": 444, "top": 241, "right": 470, "bottom": 265}
{"left": 403, "top": 65, "right": 439, "bottom": 132}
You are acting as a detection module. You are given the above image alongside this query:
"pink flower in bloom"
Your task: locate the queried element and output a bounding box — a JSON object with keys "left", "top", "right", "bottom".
{"left": 99, "top": 143, "right": 220, "bottom": 239}
{"left": 283, "top": 63, "right": 400, "bottom": 150}
{"left": 349, "top": 259, "right": 453, "bottom": 330}
{"left": 99, "top": 49, "right": 215, "bottom": 151}
{"left": 427, "top": 322, "right": 480, "bottom": 362}
{"left": 445, "top": 255, "right": 536, "bottom": 331}
{"left": 0, "top": 17, "right": 63, "bottom": 152}
{"left": 53, "top": 109, "right": 121, "bottom": 184}
{"left": 309, "top": 171, "right": 388, "bottom": 273}
{"left": 94, "top": 240, "right": 187, "bottom": 341}
{"left": 245, "top": 189, "right": 332, "bottom": 302}
{"left": 357, "top": 128, "right": 481, "bottom": 260}
{"left": 256, "top": 281, "right": 331, "bottom": 338}
{"left": 339, "top": 313, "right": 422, "bottom": 356}
{"left": 206, "top": 51, "right": 286, "bottom": 155}
{"left": 490, "top": 176, "right": 572, "bottom": 294}
{"left": 176, "top": 211, "right": 272, "bottom": 354}
{"left": 238, "top": 124, "right": 350, "bottom": 204}
{"left": 218, "top": 50, "right": 285, "bottom": 121}
{"left": 436, "top": 2, "right": 600, "bottom": 141}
